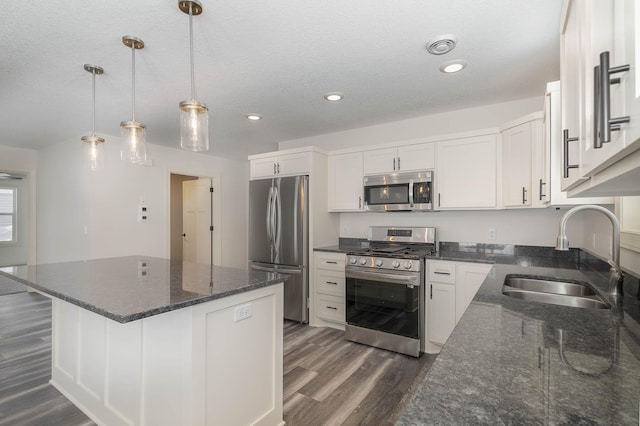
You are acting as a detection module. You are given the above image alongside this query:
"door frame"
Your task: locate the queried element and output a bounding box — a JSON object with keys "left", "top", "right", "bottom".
{"left": 167, "top": 170, "right": 221, "bottom": 265}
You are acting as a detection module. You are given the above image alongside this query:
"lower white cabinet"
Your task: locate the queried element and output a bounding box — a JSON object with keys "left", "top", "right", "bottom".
{"left": 426, "top": 260, "right": 492, "bottom": 353}
{"left": 313, "top": 251, "right": 346, "bottom": 329}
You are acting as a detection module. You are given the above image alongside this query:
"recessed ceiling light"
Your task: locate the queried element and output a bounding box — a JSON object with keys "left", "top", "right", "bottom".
{"left": 324, "top": 92, "right": 344, "bottom": 102}
{"left": 246, "top": 114, "right": 262, "bottom": 121}
{"left": 440, "top": 60, "right": 467, "bottom": 74}
{"left": 426, "top": 34, "right": 458, "bottom": 55}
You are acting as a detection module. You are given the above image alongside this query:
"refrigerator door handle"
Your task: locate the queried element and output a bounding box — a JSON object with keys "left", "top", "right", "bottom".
{"left": 266, "top": 186, "right": 274, "bottom": 261}
{"left": 274, "top": 185, "right": 282, "bottom": 263}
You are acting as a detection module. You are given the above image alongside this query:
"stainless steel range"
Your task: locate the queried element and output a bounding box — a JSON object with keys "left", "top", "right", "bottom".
{"left": 345, "top": 226, "right": 436, "bottom": 357}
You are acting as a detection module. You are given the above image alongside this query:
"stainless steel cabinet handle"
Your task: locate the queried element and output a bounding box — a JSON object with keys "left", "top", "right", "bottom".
{"left": 358, "top": 196, "right": 362, "bottom": 209}
{"left": 594, "top": 65, "right": 602, "bottom": 148}
{"left": 434, "top": 271, "right": 450, "bottom": 275}
{"left": 273, "top": 163, "right": 277, "bottom": 175}
{"left": 600, "top": 51, "right": 630, "bottom": 144}
{"left": 393, "top": 157, "right": 396, "bottom": 171}
{"left": 326, "top": 281, "right": 338, "bottom": 285}
{"left": 539, "top": 179, "right": 546, "bottom": 200}
{"left": 397, "top": 157, "right": 401, "bottom": 170}
{"left": 438, "top": 193, "right": 441, "bottom": 207}
{"left": 430, "top": 284, "right": 433, "bottom": 299}
{"left": 326, "top": 306, "right": 338, "bottom": 310}
{"left": 276, "top": 163, "right": 280, "bottom": 174}
{"left": 325, "top": 261, "right": 338, "bottom": 264}
{"left": 562, "top": 129, "right": 579, "bottom": 178}
{"left": 522, "top": 187, "right": 527, "bottom": 204}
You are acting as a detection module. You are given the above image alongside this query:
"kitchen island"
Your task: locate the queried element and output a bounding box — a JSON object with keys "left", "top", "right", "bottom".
{"left": 0, "top": 256, "right": 287, "bottom": 426}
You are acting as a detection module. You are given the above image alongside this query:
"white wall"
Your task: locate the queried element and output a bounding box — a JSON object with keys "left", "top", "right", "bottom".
{"left": 37, "top": 137, "right": 249, "bottom": 269}
{"left": 0, "top": 145, "right": 38, "bottom": 265}
{"left": 279, "top": 96, "right": 543, "bottom": 151}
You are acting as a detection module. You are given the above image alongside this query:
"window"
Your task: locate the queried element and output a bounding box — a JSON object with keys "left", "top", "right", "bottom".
{"left": 0, "top": 188, "right": 16, "bottom": 243}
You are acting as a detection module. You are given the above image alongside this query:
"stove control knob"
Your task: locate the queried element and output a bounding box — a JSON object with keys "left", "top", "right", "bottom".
{"left": 392, "top": 260, "right": 401, "bottom": 269}
{"left": 375, "top": 259, "right": 383, "bottom": 267}
{"left": 349, "top": 257, "right": 357, "bottom": 265}
{"left": 359, "top": 258, "right": 368, "bottom": 265}
{"left": 404, "top": 261, "right": 413, "bottom": 269}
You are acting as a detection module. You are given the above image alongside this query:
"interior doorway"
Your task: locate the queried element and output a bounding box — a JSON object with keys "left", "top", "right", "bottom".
{"left": 170, "top": 173, "right": 214, "bottom": 265}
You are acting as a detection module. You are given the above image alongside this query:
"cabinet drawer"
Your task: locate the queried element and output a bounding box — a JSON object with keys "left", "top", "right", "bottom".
{"left": 315, "top": 294, "right": 345, "bottom": 323}
{"left": 428, "top": 261, "right": 456, "bottom": 284}
{"left": 315, "top": 252, "right": 346, "bottom": 271}
{"left": 315, "top": 270, "right": 345, "bottom": 297}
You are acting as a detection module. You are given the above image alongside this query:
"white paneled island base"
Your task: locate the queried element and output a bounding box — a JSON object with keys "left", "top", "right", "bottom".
{"left": 49, "top": 284, "right": 284, "bottom": 426}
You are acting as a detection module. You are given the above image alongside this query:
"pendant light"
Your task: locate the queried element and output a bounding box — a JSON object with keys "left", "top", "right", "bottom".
{"left": 120, "top": 36, "right": 147, "bottom": 164}
{"left": 81, "top": 64, "right": 105, "bottom": 171}
{"left": 178, "top": 0, "right": 209, "bottom": 152}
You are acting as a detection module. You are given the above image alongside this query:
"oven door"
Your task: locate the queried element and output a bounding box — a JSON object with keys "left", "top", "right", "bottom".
{"left": 345, "top": 267, "right": 422, "bottom": 339}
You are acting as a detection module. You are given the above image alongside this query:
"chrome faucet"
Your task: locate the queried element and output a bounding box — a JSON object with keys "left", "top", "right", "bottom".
{"left": 555, "top": 205, "right": 624, "bottom": 298}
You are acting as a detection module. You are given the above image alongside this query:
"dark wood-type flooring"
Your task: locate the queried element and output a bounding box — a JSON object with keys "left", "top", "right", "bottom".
{"left": 0, "top": 292, "right": 436, "bottom": 426}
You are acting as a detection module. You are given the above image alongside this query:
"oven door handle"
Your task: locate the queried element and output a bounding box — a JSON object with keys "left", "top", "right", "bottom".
{"left": 346, "top": 269, "right": 420, "bottom": 286}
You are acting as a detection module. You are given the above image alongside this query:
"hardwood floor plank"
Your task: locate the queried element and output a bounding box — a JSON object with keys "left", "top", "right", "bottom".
{"left": 283, "top": 366, "right": 319, "bottom": 401}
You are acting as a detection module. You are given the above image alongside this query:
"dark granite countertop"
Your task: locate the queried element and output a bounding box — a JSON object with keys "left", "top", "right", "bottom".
{"left": 0, "top": 256, "right": 287, "bottom": 323}
{"left": 396, "top": 255, "right": 640, "bottom": 425}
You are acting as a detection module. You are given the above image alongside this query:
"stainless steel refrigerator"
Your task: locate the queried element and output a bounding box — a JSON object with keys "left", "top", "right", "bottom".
{"left": 248, "top": 175, "right": 309, "bottom": 323}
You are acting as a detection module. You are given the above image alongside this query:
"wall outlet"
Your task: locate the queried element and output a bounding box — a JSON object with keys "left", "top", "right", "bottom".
{"left": 488, "top": 228, "right": 496, "bottom": 240}
{"left": 234, "top": 304, "right": 252, "bottom": 322}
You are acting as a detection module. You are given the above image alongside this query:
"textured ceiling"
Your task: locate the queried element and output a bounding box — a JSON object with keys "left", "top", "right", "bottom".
{"left": 1, "top": 0, "right": 562, "bottom": 160}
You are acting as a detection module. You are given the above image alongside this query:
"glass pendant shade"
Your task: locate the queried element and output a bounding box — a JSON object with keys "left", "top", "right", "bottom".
{"left": 82, "top": 135, "right": 105, "bottom": 171}
{"left": 120, "top": 120, "right": 147, "bottom": 163}
{"left": 179, "top": 100, "right": 209, "bottom": 151}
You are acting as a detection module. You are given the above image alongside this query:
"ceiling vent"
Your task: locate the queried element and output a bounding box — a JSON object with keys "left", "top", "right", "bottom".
{"left": 426, "top": 35, "right": 458, "bottom": 55}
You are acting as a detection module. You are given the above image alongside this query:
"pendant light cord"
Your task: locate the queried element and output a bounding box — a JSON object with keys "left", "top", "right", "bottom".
{"left": 91, "top": 69, "right": 96, "bottom": 136}
{"left": 131, "top": 44, "right": 136, "bottom": 121}
{"left": 189, "top": 3, "right": 196, "bottom": 101}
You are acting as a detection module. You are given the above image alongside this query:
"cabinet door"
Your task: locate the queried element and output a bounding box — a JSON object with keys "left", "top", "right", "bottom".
{"left": 397, "top": 143, "right": 435, "bottom": 171}
{"left": 436, "top": 135, "right": 498, "bottom": 209}
{"left": 363, "top": 147, "right": 397, "bottom": 175}
{"left": 581, "top": 0, "right": 640, "bottom": 176}
{"left": 502, "top": 122, "right": 533, "bottom": 207}
{"left": 455, "top": 263, "right": 492, "bottom": 323}
{"left": 250, "top": 156, "right": 277, "bottom": 179}
{"left": 328, "top": 152, "right": 363, "bottom": 211}
{"left": 428, "top": 282, "right": 456, "bottom": 345}
{"left": 560, "top": 0, "right": 589, "bottom": 191}
{"left": 277, "top": 152, "right": 311, "bottom": 177}
{"left": 531, "top": 118, "right": 549, "bottom": 207}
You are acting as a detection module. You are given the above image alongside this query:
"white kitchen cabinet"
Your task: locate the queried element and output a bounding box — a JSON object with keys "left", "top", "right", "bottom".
{"left": 313, "top": 251, "right": 346, "bottom": 330}
{"left": 545, "top": 81, "right": 614, "bottom": 204}
{"left": 249, "top": 150, "right": 312, "bottom": 179}
{"left": 502, "top": 120, "right": 534, "bottom": 207}
{"left": 436, "top": 134, "right": 498, "bottom": 209}
{"left": 560, "top": 0, "right": 640, "bottom": 196}
{"left": 426, "top": 260, "right": 492, "bottom": 353}
{"left": 363, "top": 143, "right": 435, "bottom": 175}
{"left": 328, "top": 152, "right": 363, "bottom": 211}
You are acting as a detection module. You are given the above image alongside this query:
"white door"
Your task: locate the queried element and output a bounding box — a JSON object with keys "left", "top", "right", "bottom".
{"left": 0, "top": 175, "right": 28, "bottom": 267}
{"left": 183, "top": 178, "right": 212, "bottom": 265}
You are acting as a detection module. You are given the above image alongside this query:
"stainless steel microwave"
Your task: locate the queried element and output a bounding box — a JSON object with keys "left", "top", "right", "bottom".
{"left": 363, "top": 171, "right": 434, "bottom": 212}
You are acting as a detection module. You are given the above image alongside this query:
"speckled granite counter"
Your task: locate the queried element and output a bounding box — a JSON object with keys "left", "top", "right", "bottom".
{"left": 0, "top": 256, "right": 287, "bottom": 323}
{"left": 396, "top": 259, "right": 640, "bottom": 425}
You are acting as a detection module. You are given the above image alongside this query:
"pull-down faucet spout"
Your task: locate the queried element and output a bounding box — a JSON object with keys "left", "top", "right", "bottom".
{"left": 555, "top": 205, "right": 624, "bottom": 298}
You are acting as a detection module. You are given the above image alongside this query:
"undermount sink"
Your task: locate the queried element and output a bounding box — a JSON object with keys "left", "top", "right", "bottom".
{"left": 502, "top": 275, "right": 610, "bottom": 310}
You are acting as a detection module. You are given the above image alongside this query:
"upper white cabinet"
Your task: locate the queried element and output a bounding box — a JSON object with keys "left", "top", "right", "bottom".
{"left": 363, "top": 143, "right": 435, "bottom": 175}
{"left": 560, "top": 0, "right": 640, "bottom": 196}
{"left": 249, "top": 150, "right": 312, "bottom": 179}
{"left": 436, "top": 135, "right": 498, "bottom": 210}
{"left": 328, "top": 152, "right": 363, "bottom": 211}
{"left": 545, "top": 81, "right": 614, "bottom": 205}
{"left": 502, "top": 119, "right": 535, "bottom": 208}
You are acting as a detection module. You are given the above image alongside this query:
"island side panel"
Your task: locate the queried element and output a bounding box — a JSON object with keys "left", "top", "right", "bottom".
{"left": 191, "top": 283, "right": 284, "bottom": 426}
{"left": 50, "top": 282, "right": 284, "bottom": 426}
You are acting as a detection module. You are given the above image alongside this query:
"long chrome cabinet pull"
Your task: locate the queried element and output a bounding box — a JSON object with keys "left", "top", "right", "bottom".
{"left": 393, "top": 157, "right": 396, "bottom": 171}
{"left": 539, "top": 179, "right": 546, "bottom": 200}
{"left": 397, "top": 157, "right": 401, "bottom": 170}
{"left": 358, "top": 196, "right": 362, "bottom": 209}
{"left": 599, "top": 51, "right": 630, "bottom": 144}
{"left": 562, "top": 129, "right": 579, "bottom": 178}
{"left": 522, "top": 187, "right": 527, "bottom": 204}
